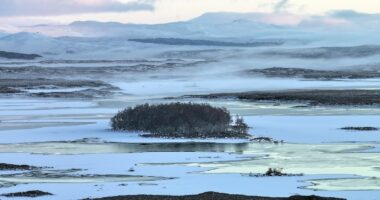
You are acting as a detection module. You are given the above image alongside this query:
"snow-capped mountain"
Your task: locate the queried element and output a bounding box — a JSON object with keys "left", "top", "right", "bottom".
{"left": 0, "top": 32, "right": 64, "bottom": 54}
{"left": 1, "top": 11, "right": 380, "bottom": 58}
{"left": 16, "top": 12, "right": 296, "bottom": 39}
{"left": 0, "top": 32, "right": 111, "bottom": 55}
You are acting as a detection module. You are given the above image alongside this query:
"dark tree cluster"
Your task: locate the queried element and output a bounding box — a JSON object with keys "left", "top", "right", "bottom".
{"left": 111, "top": 103, "right": 249, "bottom": 138}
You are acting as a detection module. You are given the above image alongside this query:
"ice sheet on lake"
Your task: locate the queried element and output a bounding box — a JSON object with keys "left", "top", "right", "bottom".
{"left": 304, "top": 177, "right": 380, "bottom": 191}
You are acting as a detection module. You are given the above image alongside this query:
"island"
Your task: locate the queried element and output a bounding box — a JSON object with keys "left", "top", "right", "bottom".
{"left": 111, "top": 102, "right": 250, "bottom": 138}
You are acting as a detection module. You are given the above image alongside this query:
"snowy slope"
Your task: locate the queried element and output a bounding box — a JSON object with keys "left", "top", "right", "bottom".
{"left": 0, "top": 32, "right": 114, "bottom": 56}
{"left": 0, "top": 32, "right": 64, "bottom": 54}
{"left": 14, "top": 12, "right": 378, "bottom": 44}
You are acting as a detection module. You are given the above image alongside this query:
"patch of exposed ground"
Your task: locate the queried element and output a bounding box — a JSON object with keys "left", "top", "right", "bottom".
{"left": 0, "top": 59, "right": 210, "bottom": 79}
{"left": 2, "top": 190, "right": 52, "bottom": 197}
{"left": 89, "top": 191, "right": 345, "bottom": 200}
{"left": 243, "top": 67, "right": 380, "bottom": 80}
{"left": 0, "top": 51, "right": 41, "bottom": 60}
{"left": 0, "top": 87, "right": 22, "bottom": 94}
{"left": 0, "top": 78, "right": 119, "bottom": 98}
{"left": 0, "top": 163, "right": 39, "bottom": 171}
{"left": 29, "top": 88, "right": 115, "bottom": 98}
{"left": 261, "top": 45, "right": 380, "bottom": 59}
{"left": 183, "top": 89, "right": 380, "bottom": 106}
{"left": 0, "top": 79, "right": 114, "bottom": 88}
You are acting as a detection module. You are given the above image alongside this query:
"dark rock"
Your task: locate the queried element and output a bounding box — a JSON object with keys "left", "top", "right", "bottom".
{"left": 248, "top": 168, "right": 302, "bottom": 177}
{"left": 250, "top": 137, "right": 282, "bottom": 143}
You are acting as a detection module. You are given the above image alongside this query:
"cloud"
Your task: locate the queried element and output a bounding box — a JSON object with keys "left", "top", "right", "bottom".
{"left": 0, "top": 0, "right": 154, "bottom": 16}
{"left": 0, "top": 23, "right": 19, "bottom": 33}
{"left": 273, "top": 0, "right": 289, "bottom": 12}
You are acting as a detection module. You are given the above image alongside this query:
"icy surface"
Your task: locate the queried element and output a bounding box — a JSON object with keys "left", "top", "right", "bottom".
{"left": 0, "top": 95, "right": 380, "bottom": 200}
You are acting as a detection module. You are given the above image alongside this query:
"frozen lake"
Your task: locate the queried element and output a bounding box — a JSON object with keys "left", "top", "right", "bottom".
{"left": 1, "top": 93, "right": 380, "bottom": 200}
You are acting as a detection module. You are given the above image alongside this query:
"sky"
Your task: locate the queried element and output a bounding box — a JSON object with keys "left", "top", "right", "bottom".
{"left": 1, "top": 0, "right": 380, "bottom": 26}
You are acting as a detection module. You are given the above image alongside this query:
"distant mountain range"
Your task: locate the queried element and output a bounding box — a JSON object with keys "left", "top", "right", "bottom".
{"left": 12, "top": 11, "right": 377, "bottom": 38}
{"left": 19, "top": 12, "right": 290, "bottom": 38}
{"left": 0, "top": 11, "right": 379, "bottom": 59}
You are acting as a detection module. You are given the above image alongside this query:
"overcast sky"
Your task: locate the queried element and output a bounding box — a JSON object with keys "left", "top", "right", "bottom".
{"left": 1, "top": 0, "right": 380, "bottom": 26}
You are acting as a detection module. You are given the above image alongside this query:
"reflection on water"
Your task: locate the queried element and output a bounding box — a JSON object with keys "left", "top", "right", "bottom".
{"left": 0, "top": 141, "right": 251, "bottom": 155}
{"left": 1, "top": 140, "right": 380, "bottom": 191}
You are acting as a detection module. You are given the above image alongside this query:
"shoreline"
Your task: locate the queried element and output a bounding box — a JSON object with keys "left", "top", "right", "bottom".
{"left": 88, "top": 192, "right": 345, "bottom": 200}
{"left": 182, "top": 89, "right": 380, "bottom": 106}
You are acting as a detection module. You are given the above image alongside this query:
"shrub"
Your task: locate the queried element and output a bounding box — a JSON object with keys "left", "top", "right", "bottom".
{"left": 341, "top": 126, "right": 378, "bottom": 131}
{"left": 111, "top": 102, "right": 249, "bottom": 138}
